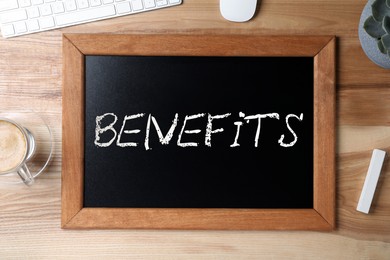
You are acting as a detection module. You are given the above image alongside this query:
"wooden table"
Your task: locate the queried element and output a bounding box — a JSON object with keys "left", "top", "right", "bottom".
{"left": 1, "top": 0, "right": 389, "bottom": 258}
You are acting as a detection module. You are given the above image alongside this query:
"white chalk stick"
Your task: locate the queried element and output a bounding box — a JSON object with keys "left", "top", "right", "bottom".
{"left": 357, "top": 149, "right": 386, "bottom": 214}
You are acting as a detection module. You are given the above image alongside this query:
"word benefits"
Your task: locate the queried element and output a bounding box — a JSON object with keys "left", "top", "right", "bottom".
{"left": 94, "top": 112, "right": 304, "bottom": 149}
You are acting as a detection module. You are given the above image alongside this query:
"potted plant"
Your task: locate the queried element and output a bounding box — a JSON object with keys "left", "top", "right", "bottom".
{"left": 359, "top": 0, "right": 390, "bottom": 69}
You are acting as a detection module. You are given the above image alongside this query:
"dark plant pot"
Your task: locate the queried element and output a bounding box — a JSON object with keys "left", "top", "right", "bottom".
{"left": 359, "top": 0, "right": 390, "bottom": 69}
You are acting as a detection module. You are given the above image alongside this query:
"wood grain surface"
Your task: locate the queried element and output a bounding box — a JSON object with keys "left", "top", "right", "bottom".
{"left": 1, "top": 0, "right": 390, "bottom": 258}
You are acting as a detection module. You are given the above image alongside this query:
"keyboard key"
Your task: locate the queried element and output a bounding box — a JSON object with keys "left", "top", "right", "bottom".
{"left": 131, "top": 0, "right": 142, "bottom": 11}
{"left": 52, "top": 2, "right": 65, "bottom": 13}
{"left": 64, "top": 0, "right": 76, "bottom": 11}
{"left": 0, "top": 0, "right": 19, "bottom": 12}
{"left": 102, "top": 0, "right": 114, "bottom": 4}
{"left": 0, "top": 10, "right": 27, "bottom": 23}
{"left": 14, "top": 21, "right": 27, "bottom": 33}
{"left": 32, "top": 0, "right": 44, "bottom": 5}
{"left": 19, "top": 0, "right": 32, "bottom": 8}
{"left": 156, "top": 0, "right": 167, "bottom": 7}
{"left": 116, "top": 2, "right": 130, "bottom": 14}
{"left": 27, "top": 6, "right": 40, "bottom": 18}
{"left": 144, "top": 0, "right": 155, "bottom": 9}
{"left": 40, "top": 4, "right": 52, "bottom": 15}
{"left": 27, "top": 19, "right": 40, "bottom": 30}
{"left": 1, "top": 24, "right": 15, "bottom": 36}
{"left": 77, "top": 0, "right": 89, "bottom": 9}
{"left": 39, "top": 16, "right": 55, "bottom": 28}
{"left": 90, "top": 0, "right": 102, "bottom": 7}
{"left": 44, "top": 0, "right": 55, "bottom": 2}
{"left": 169, "top": 0, "right": 180, "bottom": 3}
{"left": 56, "top": 5, "right": 116, "bottom": 25}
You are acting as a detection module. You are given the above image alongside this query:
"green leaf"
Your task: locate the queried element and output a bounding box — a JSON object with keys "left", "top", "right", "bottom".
{"left": 383, "top": 15, "right": 390, "bottom": 33}
{"left": 372, "top": 0, "right": 390, "bottom": 22}
{"left": 377, "top": 39, "right": 387, "bottom": 53}
{"left": 364, "top": 16, "right": 386, "bottom": 38}
{"left": 381, "top": 33, "right": 390, "bottom": 50}
{"left": 387, "top": 0, "right": 390, "bottom": 8}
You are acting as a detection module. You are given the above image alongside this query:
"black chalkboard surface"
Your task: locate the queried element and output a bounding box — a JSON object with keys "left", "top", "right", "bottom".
{"left": 84, "top": 56, "right": 314, "bottom": 208}
{"left": 62, "top": 34, "right": 335, "bottom": 230}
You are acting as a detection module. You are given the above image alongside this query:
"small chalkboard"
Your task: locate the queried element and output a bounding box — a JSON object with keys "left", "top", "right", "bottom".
{"left": 62, "top": 34, "right": 335, "bottom": 230}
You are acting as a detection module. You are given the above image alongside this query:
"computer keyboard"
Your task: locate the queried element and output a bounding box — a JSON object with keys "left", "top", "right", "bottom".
{"left": 0, "top": 0, "right": 182, "bottom": 38}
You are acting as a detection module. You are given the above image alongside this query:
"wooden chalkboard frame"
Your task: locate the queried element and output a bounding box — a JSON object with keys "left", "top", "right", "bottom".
{"left": 62, "top": 34, "right": 335, "bottom": 230}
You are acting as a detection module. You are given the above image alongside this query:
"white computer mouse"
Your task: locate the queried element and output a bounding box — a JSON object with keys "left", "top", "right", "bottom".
{"left": 220, "top": 0, "right": 257, "bottom": 22}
